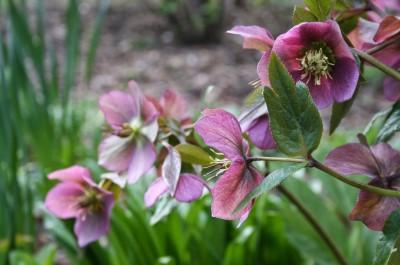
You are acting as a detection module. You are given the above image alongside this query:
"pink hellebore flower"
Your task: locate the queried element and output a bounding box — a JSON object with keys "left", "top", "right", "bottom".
{"left": 227, "top": 25, "right": 274, "bottom": 86}
{"left": 98, "top": 81, "right": 159, "bottom": 184}
{"left": 195, "top": 109, "right": 263, "bottom": 221}
{"left": 144, "top": 147, "right": 205, "bottom": 207}
{"left": 159, "top": 88, "right": 191, "bottom": 124}
{"left": 325, "top": 143, "right": 400, "bottom": 231}
{"left": 272, "top": 20, "right": 359, "bottom": 108}
{"left": 45, "top": 166, "right": 114, "bottom": 247}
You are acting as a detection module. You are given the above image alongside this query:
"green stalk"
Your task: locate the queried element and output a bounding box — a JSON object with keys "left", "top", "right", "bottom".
{"left": 247, "top": 156, "right": 307, "bottom": 163}
{"left": 311, "top": 158, "right": 400, "bottom": 197}
{"left": 354, "top": 49, "right": 400, "bottom": 81}
{"left": 278, "top": 186, "right": 349, "bottom": 265}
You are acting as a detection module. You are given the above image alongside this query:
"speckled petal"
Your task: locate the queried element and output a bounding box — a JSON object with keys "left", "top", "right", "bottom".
{"left": 195, "top": 109, "right": 244, "bottom": 160}
{"left": 211, "top": 159, "right": 262, "bottom": 220}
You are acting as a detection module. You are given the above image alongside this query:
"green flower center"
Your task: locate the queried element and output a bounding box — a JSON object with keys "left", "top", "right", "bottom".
{"left": 79, "top": 189, "right": 104, "bottom": 213}
{"left": 118, "top": 119, "right": 142, "bottom": 137}
{"left": 298, "top": 42, "right": 335, "bottom": 86}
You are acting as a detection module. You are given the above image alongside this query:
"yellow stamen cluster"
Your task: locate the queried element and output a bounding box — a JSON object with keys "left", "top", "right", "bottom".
{"left": 79, "top": 189, "right": 104, "bottom": 213}
{"left": 298, "top": 48, "right": 334, "bottom": 86}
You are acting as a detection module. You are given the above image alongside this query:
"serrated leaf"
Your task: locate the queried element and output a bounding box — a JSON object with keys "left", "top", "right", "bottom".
{"left": 304, "top": 0, "right": 334, "bottom": 20}
{"left": 329, "top": 85, "right": 359, "bottom": 134}
{"left": 263, "top": 53, "right": 323, "bottom": 157}
{"left": 377, "top": 102, "right": 400, "bottom": 142}
{"left": 175, "top": 143, "right": 213, "bottom": 166}
{"left": 292, "top": 6, "right": 318, "bottom": 25}
{"left": 234, "top": 163, "right": 306, "bottom": 213}
{"left": 373, "top": 209, "right": 400, "bottom": 265}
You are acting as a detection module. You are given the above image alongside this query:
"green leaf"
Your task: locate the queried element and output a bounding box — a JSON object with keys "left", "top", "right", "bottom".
{"left": 35, "top": 244, "right": 56, "bottom": 265}
{"left": 304, "top": 0, "right": 334, "bottom": 20}
{"left": 377, "top": 102, "right": 400, "bottom": 142}
{"left": 373, "top": 209, "right": 400, "bottom": 265}
{"left": 329, "top": 85, "right": 359, "bottom": 134}
{"left": 263, "top": 53, "right": 323, "bottom": 157}
{"left": 234, "top": 163, "right": 306, "bottom": 213}
{"left": 292, "top": 6, "right": 318, "bottom": 25}
{"left": 175, "top": 144, "right": 214, "bottom": 166}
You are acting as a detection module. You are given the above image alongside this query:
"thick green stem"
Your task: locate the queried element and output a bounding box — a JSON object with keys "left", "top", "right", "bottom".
{"left": 247, "top": 156, "right": 307, "bottom": 163}
{"left": 278, "top": 186, "right": 349, "bottom": 265}
{"left": 354, "top": 49, "right": 400, "bottom": 81}
{"left": 311, "top": 158, "right": 400, "bottom": 197}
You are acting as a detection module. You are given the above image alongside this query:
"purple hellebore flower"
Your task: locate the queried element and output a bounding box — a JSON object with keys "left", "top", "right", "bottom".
{"left": 98, "top": 80, "right": 159, "bottom": 184}
{"left": 349, "top": 16, "right": 400, "bottom": 101}
{"left": 227, "top": 25, "right": 275, "bottom": 86}
{"left": 272, "top": 20, "right": 359, "bottom": 108}
{"left": 45, "top": 166, "right": 114, "bottom": 247}
{"left": 325, "top": 143, "right": 400, "bottom": 231}
{"left": 195, "top": 109, "right": 263, "bottom": 221}
{"left": 144, "top": 147, "right": 205, "bottom": 207}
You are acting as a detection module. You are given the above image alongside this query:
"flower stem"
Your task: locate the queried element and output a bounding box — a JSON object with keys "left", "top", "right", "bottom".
{"left": 366, "top": 35, "right": 400, "bottom": 55}
{"left": 310, "top": 158, "right": 400, "bottom": 197}
{"left": 353, "top": 49, "right": 400, "bottom": 81}
{"left": 277, "top": 186, "right": 349, "bottom": 265}
{"left": 247, "top": 156, "right": 307, "bottom": 163}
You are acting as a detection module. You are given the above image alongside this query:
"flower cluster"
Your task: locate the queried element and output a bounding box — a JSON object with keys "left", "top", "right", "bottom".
{"left": 45, "top": 0, "right": 400, "bottom": 251}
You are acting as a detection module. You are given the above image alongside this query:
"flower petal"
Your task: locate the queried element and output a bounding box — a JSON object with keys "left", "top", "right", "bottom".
{"left": 99, "top": 90, "right": 138, "bottom": 130}
{"left": 48, "top": 165, "right": 95, "bottom": 185}
{"left": 128, "top": 80, "right": 159, "bottom": 124}
{"left": 162, "top": 147, "right": 182, "bottom": 194}
{"left": 126, "top": 138, "right": 156, "bottom": 184}
{"left": 325, "top": 143, "right": 380, "bottom": 177}
{"left": 74, "top": 192, "right": 114, "bottom": 247}
{"left": 195, "top": 109, "right": 244, "bottom": 160}
{"left": 45, "top": 182, "right": 84, "bottom": 219}
{"left": 227, "top": 25, "right": 274, "bottom": 51}
{"left": 98, "top": 135, "right": 134, "bottom": 172}
{"left": 329, "top": 57, "right": 359, "bottom": 103}
{"left": 349, "top": 178, "right": 400, "bottom": 231}
{"left": 374, "top": 16, "right": 400, "bottom": 43}
{"left": 160, "top": 88, "right": 189, "bottom": 121}
{"left": 383, "top": 59, "right": 400, "bottom": 101}
{"left": 144, "top": 177, "right": 169, "bottom": 207}
{"left": 211, "top": 160, "right": 262, "bottom": 220}
{"left": 246, "top": 114, "right": 276, "bottom": 150}
{"left": 257, "top": 51, "right": 271, "bottom": 86}
{"left": 371, "top": 143, "right": 400, "bottom": 177}
{"left": 174, "top": 174, "right": 204, "bottom": 202}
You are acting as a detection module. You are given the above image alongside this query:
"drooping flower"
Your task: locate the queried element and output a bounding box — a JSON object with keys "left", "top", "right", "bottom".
{"left": 195, "top": 109, "right": 263, "bottom": 221}
{"left": 272, "top": 20, "right": 359, "bottom": 108}
{"left": 227, "top": 25, "right": 275, "bottom": 85}
{"left": 325, "top": 143, "right": 400, "bottom": 230}
{"left": 98, "top": 81, "right": 159, "bottom": 184}
{"left": 144, "top": 147, "right": 205, "bottom": 207}
{"left": 45, "top": 166, "right": 114, "bottom": 247}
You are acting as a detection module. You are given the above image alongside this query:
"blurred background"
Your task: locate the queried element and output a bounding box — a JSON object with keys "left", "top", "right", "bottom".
{"left": 0, "top": 0, "right": 396, "bottom": 264}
